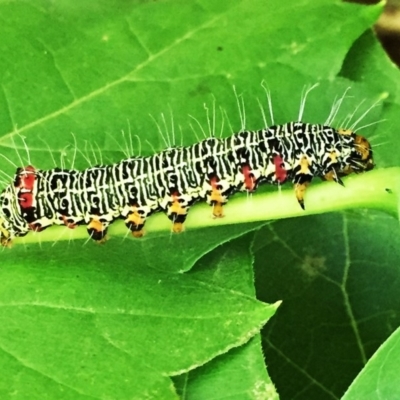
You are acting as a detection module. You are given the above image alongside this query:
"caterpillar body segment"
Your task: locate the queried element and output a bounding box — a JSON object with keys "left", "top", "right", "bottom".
{"left": 0, "top": 122, "right": 374, "bottom": 245}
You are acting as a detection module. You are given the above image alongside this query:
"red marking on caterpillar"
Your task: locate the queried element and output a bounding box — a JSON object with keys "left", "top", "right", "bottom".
{"left": 29, "top": 223, "right": 43, "bottom": 232}
{"left": 273, "top": 155, "right": 287, "bottom": 183}
{"left": 16, "top": 166, "right": 36, "bottom": 209}
{"left": 61, "top": 215, "right": 77, "bottom": 229}
{"left": 242, "top": 165, "right": 256, "bottom": 191}
{"left": 18, "top": 193, "right": 34, "bottom": 209}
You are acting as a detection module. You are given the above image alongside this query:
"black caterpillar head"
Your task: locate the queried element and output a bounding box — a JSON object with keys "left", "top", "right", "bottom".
{"left": 337, "top": 129, "right": 374, "bottom": 175}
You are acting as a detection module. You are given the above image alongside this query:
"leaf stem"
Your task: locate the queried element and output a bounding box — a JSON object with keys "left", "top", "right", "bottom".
{"left": 15, "top": 167, "right": 400, "bottom": 245}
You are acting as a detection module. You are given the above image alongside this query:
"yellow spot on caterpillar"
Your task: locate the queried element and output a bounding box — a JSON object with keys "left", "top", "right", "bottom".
{"left": 324, "top": 170, "right": 335, "bottom": 181}
{"left": 210, "top": 188, "right": 225, "bottom": 204}
{"left": 338, "top": 128, "right": 353, "bottom": 135}
{"left": 212, "top": 202, "right": 224, "bottom": 218}
{"left": 0, "top": 218, "right": 10, "bottom": 242}
{"left": 125, "top": 208, "right": 145, "bottom": 226}
{"left": 169, "top": 198, "right": 186, "bottom": 216}
{"left": 299, "top": 156, "right": 310, "bottom": 175}
{"left": 354, "top": 134, "right": 372, "bottom": 161}
{"left": 88, "top": 219, "right": 103, "bottom": 233}
{"left": 172, "top": 222, "right": 184, "bottom": 233}
{"left": 294, "top": 182, "right": 309, "bottom": 209}
{"left": 132, "top": 230, "right": 144, "bottom": 238}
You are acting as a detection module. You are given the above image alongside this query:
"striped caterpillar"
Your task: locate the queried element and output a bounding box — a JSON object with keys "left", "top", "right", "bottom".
{"left": 0, "top": 91, "right": 375, "bottom": 246}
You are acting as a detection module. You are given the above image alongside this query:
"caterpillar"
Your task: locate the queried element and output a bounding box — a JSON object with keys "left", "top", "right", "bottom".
{"left": 0, "top": 92, "right": 375, "bottom": 247}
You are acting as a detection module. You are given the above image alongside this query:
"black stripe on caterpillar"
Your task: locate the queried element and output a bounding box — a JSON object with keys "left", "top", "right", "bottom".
{"left": 0, "top": 122, "right": 373, "bottom": 246}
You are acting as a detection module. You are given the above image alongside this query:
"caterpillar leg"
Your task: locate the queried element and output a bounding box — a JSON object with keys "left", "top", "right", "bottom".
{"left": 1, "top": 237, "right": 12, "bottom": 247}
{"left": 0, "top": 225, "right": 12, "bottom": 247}
{"left": 87, "top": 218, "right": 108, "bottom": 243}
{"left": 167, "top": 194, "right": 189, "bottom": 233}
{"left": 294, "top": 156, "right": 313, "bottom": 210}
{"left": 125, "top": 206, "right": 148, "bottom": 238}
{"left": 28, "top": 223, "right": 46, "bottom": 232}
{"left": 212, "top": 201, "right": 224, "bottom": 218}
{"left": 208, "top": 177, "right": 227, "bottom": 218}
{"left": 61, "top": 215, "right": 78, "bottom": 229}
{"left": 324, "top": 170, "right": 344, "bottom": 186}
{"left": 294, "top": 182, "right": 310, "bottom": 210}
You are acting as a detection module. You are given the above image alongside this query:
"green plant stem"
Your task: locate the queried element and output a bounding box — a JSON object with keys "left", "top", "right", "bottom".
{"left": 14, "top": 167, "right": 400, "bottom": 245}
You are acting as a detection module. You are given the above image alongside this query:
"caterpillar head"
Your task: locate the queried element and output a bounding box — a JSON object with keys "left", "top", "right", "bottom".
{"left": 338, "top": 129, "right": 374, "bottom": 175}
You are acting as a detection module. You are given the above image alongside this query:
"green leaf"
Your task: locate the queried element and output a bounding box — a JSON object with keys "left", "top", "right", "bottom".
{"left": 1, "top": 0, "right": 400, "bottom": 399}
{"left": 174, "top": 336, "right": 278, "bottom": 400}
{"left": 0, "top": 0, "right": 385, "bottom": 166}
{"left": 341, "top": 326, "right": 400, "bottom": 400}
{"left": 173, "top": 232, "right": 279, "bottom": 399}
{"left": 254, "top": 211, "right": 400, "bottom": 399}
{"left": 0, "top": 234, "right": 278, "bottom": 399}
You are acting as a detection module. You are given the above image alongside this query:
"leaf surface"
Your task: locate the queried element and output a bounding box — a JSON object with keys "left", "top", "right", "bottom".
{"left": 1, "top": 0, "right": 399, "bottom": 399}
